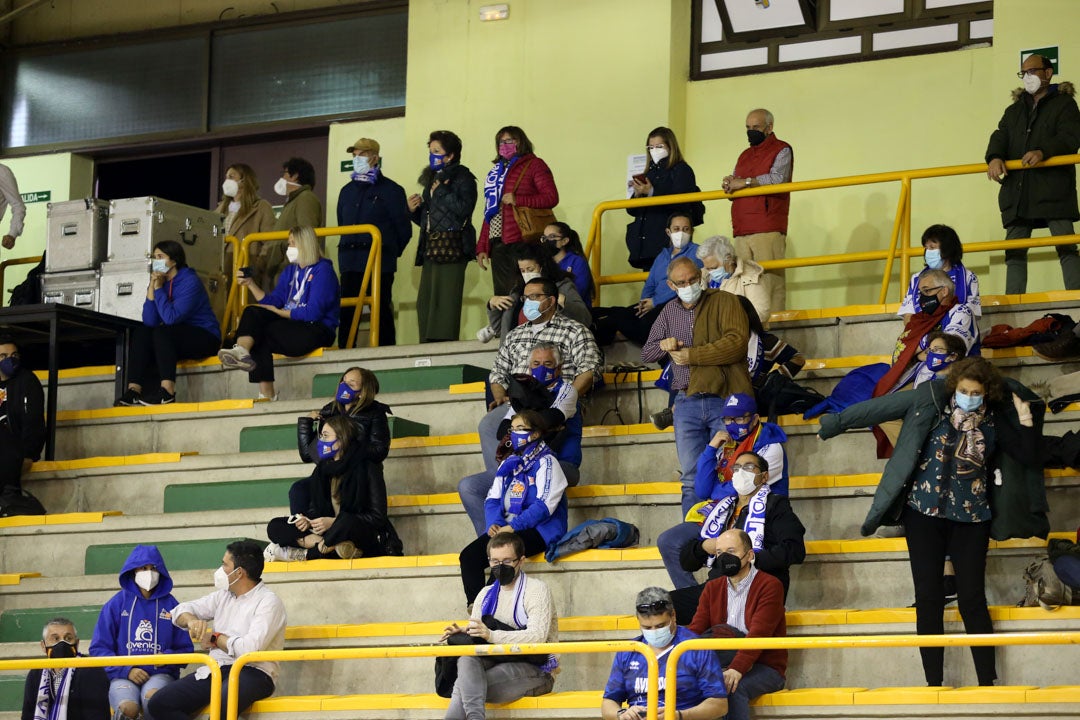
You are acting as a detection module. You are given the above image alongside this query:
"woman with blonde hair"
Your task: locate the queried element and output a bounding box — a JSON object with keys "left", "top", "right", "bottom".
{"left": 216, "top": 163, "right": 275, "bottom": 285}
{"left": 218, "top": 225, "right": 339, "bottom": 400}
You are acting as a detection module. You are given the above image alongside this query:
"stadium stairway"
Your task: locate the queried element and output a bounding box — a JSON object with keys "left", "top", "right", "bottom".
{"left": 1, "top": 292, "right": 1079, "bottom": 719}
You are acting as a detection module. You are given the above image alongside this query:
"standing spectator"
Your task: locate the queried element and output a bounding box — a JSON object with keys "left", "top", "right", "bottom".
{"left": 476, "top": 126, "right": 559, "bottom": 296}
{"left": 688, "top": 529, "right": 788, "bottom": 720}
{"left": 409, "top": 130, "right": 478, "bottom": 343}
{"left": 261, "top": 158, "right": 323, "bottom": 290}
{"left": 641, "top": 257, "right": 752, "bottom": 516}
{"left": 722, "top": 109, "right": 793, "bottom": 308}
{"left": 594, "top": 212, "right": 703, "bottom": 347}
{"left": 218, "top": 226, "right": 338, "bottom": 401}
{"left": 115, "top": 240, "right": 221, "bottom": 406}
{"left": 337, "top": 137, "right": 411, "bottom": 347}
{"left": 898, "top": 225, "right": 981, "bottom": 324}
{"left": 442, "top": 532, "right": 558, "bottom": 720}
{"left": 147, "top": 541, "right": 287, "bottom": 720}
{"left": 818, "top": 358, "right": 1048, "bottom": 687}
{"left": 0, "top": 163, "right": 26, "bottom": 251}
{"left": 22, "top": 618, "right": 109, "bottom": 720}
{"left": 458, "top": 410, "right": 568, "bottom": 605}
{"left": 89, "top": 545, "right": 194, "bottom": 720}
{"left": 601, "top": 587, "right": 728, "bottom": 720}
{"left": 215, "top": 164, "right": 275, "bottom": 288}
{"left": 625, "top": 127, "right": 705, "bottom": 270}
{"left": 0, "top": 335, "right": 44, "bottom": 494}
{"left": 697, "top": 235, "right": 777, "bottom": 325}
{"left": 986, "top": 53, "right": 1080, "bottom": 294}
{"left": 540, "top": 222, "right": 593, "bottom": 308}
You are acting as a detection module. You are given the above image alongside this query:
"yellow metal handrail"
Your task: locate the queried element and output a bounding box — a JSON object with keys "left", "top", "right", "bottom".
{"left": 584, "top": 155, "right": 1080, "bottom": 305}
{"left": 0, "top": 653, "right": 222, "bottom": 720}
{"left": 663, "top": 631, "right": 1080, "bottom": 720}
{"left": 229, "top": 225, "right": 382, "bottom": 348}
{"left": 0, "top": 254, "right": 42, "bottom": 302}
{"left": 226, "top": 641, "right": 658, "bottom": 720}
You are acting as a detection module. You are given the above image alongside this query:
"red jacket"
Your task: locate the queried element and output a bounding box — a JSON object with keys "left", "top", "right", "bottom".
{"left": 731, "top": 134, "right": 792, "bottom": 237}
{"left": 478, "top": 153, "right": 559, "bottom": 254}
{"left": 688, "top": 569, "right": 787, "bottom": 678}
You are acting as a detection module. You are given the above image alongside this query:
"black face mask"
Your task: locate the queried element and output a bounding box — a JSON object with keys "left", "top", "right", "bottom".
{"left": 542, "top": 241, "right": 560, "bottom": 258}
{"left": 490, "top": 564, "right": 518, "bottom": 585}
{"left": 715, "top": 552, "right": 743, "bottom": 577}
{"left": 747, "top": 130, "right": 766, "bottom": 146}
{"left": 919, "top": 292, "right": 941, "bottom": 315}
{"left": 45, "top": 641, "right": 77, "bottom": 659}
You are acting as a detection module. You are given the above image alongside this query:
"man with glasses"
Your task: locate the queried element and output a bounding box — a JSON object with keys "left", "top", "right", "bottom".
{"left": 642, "top": 257, "right": 752, "bottom": 517}
{"left": 0, "top": 335, "right": 45, "bottom": 502}
{"left": 986, "top": 53, "right": 1080, "bottom": 295}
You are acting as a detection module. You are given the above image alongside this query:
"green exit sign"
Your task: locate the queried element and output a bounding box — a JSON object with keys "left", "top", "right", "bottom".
{"left": 340, "top": 160, "right": 352, "bottom": 172}
{"left": 20, "top": 190, "right": 50, "bottom": 203}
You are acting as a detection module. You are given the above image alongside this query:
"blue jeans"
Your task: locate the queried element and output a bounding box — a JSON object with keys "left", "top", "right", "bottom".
{"left": 657, "top": 521, "right": 703, "bottom": 589}
{"left": 726, "top": 664, "right": 785, "bottom": 720}
{"left": 672, "top": 392, "right": 728, "bottom": 517}
{"left": 109, "top": 673, "right": 174, "bottom": 720}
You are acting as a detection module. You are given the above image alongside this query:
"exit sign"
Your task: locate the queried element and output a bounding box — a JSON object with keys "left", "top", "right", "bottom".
{"left": 20, "top": 190, "right": 50, "bottom": 203}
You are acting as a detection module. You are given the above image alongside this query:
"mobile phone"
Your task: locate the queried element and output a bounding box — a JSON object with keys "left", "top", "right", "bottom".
{"left": 239, "top": 266, "right": 253, "bottom": 278}
{"left": 632, "top": 173, "right": 648, "bottom": 184}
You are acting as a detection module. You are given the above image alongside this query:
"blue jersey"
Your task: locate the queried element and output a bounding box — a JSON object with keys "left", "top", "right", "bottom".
{"left": 603, "top": 626, "right": 726, "bottom": 710}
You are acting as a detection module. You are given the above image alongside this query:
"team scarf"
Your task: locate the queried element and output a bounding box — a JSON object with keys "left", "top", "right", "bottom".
{"left": 481, "top": 570, "right": 530, "bottom": 627}
{"left": 350, "top": 165, "right": 381, "bottom": 184}
{"left": 699, "top": 484, "right": 770, "bottom": 567}
{"left": 34, "top": 667, "right": 73, "bottom": 720}
{"left": 483, "top": 157, "right": 517, "bottom": 223}
{"left": 497, "top": 439, "right": 550, "bottom": 516}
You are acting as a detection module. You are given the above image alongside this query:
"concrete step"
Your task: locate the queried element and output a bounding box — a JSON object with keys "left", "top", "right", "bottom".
{"left": 238, "top": 416, "right": 430, "bottom": 453}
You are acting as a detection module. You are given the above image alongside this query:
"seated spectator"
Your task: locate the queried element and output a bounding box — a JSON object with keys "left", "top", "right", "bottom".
{"left": 265, "top": 415, "right": 395, "bottom": 561}
{"left": 218, "top": 225, "right": 339, "bottom": 401}
{"left": 89, "top": 545, "right": 194, "bottom": 720}
{"left": 23, "top": 618, "right": 109, "bottom": 720}
{"left": 460, "top": 343, "right": 581, "bottom": 536}
{"left": 0, "top": 335, "right": 44, "bottom": 497}
{"left": 698, "top": 235, "right": 777, "bottom": 325}
{"left": 667, "top": 452, "right": 805, "bottom": 619}
{"left": 442, "top": 531, "right": 558, "bottom": 720}
{"left": 540, "top": 221, "right": 594, "bottom": 308}
{"left": 458, "top": 410, "right": 568, "bottom": 605}
{"left": 688, "top": 529, "right": 788, "bottom": 720}
{"left": 882, "top": 330, "right": 967, "bottom": 395}
{"left": 899, "top": 224, "right": 981, "bottom": 324}
{"left": 477, "top": 244, "right": 590, "bottom": 344}
{"left": 117, "top": 240, "right": 222, "bottom": 406}
{"left": 594, "top": 212, "right": 704, "bottom": 346}
{"left": 601, "top": 587, "right": 727, "bottom": 720}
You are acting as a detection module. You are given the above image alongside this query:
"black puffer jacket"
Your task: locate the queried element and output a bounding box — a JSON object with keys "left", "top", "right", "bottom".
{"left": 297, "top": 400, "right": 392, "bottom": 464}
{"left": 986, "top": 82, "right": 1080, "bottom": 227}
{"left": 303, "top": 444, "right": 390, "bottom": 548}
{"left": 411, "top": 161, "right": 479, "bottom": 266}
{"left": 1, "top": 366, "right": 45, "bottom": 461}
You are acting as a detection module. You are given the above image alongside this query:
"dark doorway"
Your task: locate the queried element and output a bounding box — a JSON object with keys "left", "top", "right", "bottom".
{"left": 95, "top": 152, "right": 213, "bottom": 207}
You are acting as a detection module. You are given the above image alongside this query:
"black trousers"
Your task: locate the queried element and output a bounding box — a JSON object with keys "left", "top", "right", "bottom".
{"left": 266, "top": 513, "right": 381, "bottom": 558}
{"left": 459, "top": 527, "right": 546, "bottom": 604}
{"left": 129, "top": 324, "right": 221, "bottom": 386}
{"left": 147, "top": 664, "right": 274, "bottom": 720}
{"left": 670, "top": 583, "right": 707, "bottom": 626}
{"left": 903, "top": 506, "right": 996, "bottom": 686}
{"left": 489, "top": 239, "right": 521, "bottom": 297}
{"left": 339, "top": 270, "right": 395, "bottom": 348}
{"left": 592, "top": 304, "right": 664, "bottom": 346}
{"left": 0, "top": 425, "right": 25, "bottom": 491}
{"left": 235, "top": 305, "right": 334, "bottom": 383}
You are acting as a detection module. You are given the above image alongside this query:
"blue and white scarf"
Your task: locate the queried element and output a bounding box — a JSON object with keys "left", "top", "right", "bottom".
{"left": 699, "top": 484, "right": 770, "bottom": 566}
{"left": 480, "top": 573, "right": 559, "bottom": 673}
{"left": 497, "top": 440, "right": 549, "bottom": 517}
{"left": 483, "top": 158, "right": 517, "bottom": 223}
{"left": 34, "top": 667, "right": 73, "bottom": 720}
{"left": 351, "top": 166, "right": 381, "bottom": 184}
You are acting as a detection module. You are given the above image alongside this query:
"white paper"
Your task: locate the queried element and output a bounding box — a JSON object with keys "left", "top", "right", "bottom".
{"left": 627, "top": 154, "right": 648, "bottom": 199}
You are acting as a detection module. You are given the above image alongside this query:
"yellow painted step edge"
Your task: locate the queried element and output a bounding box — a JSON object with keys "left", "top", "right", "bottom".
{"left": 0, "top": 510, "right": 122, "bottom": 528}
{"left": 57, "top": 399, "right": 254, "bottom": 421}
{"left": 0, "top": 572, "right": 42, "bottom": 586}
{"left": 28, "top": 452, "right": 189, "bottom": 473}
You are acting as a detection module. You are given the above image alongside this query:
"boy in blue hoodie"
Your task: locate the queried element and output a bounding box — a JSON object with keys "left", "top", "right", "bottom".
{"left": 90, "top": 545, "right": 193, "bottom": 720}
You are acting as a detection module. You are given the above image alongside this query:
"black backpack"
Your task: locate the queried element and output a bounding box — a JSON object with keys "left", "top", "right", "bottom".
{"left": 8, "top": 253, "right": 46, "bottom": 306}
{"left": 0, "top": 486, "right": 46, "bottom": 517}
{"left": 754, "top": 372, "right": 825, "bottom": 424}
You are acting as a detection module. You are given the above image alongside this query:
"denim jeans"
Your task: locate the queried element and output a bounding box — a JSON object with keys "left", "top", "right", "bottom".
{"left": 445, "top": 657, "right": 553, "bottom": 720}
{"left": 109, "top": 673, "right": 174, "bottom": 720}
{"left": 725, "top": 663, "right": 785, "bottom": 720}
{"left": 1004, "top": 219, "right": 1080, "bottom": 294}
{"left": 657, "top": 521, "right": 704, "bottom": 589}
{"left": 672, "top": 392, "right": 729, "bottom": 517}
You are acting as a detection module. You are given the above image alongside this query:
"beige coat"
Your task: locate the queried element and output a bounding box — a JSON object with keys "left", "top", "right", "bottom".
{"left": 719, "top": 257, "right": 777, "bottom": 325}
{"left": 224, "top": 199, "right": 276, "bottom": 275}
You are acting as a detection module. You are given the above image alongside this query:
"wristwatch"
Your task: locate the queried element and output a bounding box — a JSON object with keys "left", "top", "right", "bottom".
{"left": 744, "top": 177, "right": 752, "bottom": 187}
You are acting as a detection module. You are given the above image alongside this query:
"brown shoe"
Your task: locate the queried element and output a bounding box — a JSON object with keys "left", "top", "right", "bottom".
{"left": 334, "top": 540, "right": 362, "bottom": 559}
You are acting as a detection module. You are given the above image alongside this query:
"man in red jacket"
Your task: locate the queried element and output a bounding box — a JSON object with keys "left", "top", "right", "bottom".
{"left": 722, "top": 109, "right": 793, "bottom": 309}
{"left": 688, "top": 528, "right": 786, "bottom": 720}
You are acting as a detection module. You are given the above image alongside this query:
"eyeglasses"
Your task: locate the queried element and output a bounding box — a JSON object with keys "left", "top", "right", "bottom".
{"left": 523, "top": 293, "right": 550, "bottom": 301}
{"left": 919, "top": 285, "right": 944, "bottom": 295}
{"left": 669, "top": 277, "right": 702, "bottom": 288}
{"left": 540, "top": 235, "right": 564, "bottom": 243}
{"left": 488, "top": 558, "right": 519, "bottom": 567}
{"left": 722, "top": 413, "right": 753, "bottom": 424}
{"left": 636, "top": 600, "right": 672, "bottom": 615}
{"left": 1017, "top": 68, "right": 1048, "bottom": 78}
{"left": 729, "top": 463, "right": 761, "bottom": 473}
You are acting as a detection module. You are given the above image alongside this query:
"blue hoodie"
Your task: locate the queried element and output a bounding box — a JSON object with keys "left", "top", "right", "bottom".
{"left": 261, "top": 257, "right": 340, "bottom": 333}
{"left": 89, "top": 545, "right": 194, "bottom": 680}
{"left": 141, "top": 266, "right": 221, "bottom": 339}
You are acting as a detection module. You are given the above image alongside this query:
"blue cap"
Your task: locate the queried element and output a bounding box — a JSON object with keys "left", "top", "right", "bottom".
{"left": 722, "top": 392, "right": 757, "bottom": 417}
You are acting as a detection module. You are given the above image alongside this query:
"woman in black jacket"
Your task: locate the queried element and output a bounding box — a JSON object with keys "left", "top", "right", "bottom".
{"left": 624, "top": 126, "right": 704, "bottom": 270}
{"left": 265, "top": 414, "right": 394, "bottom": 561}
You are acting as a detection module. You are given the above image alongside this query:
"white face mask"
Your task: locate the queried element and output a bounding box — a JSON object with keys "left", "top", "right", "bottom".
{"left": 134, "top": 569, "right": 160, "bottom": 592}
{"left": 649, "top": 147, "right": 669, "bottom": 164}
{"left": 213, "top": 566, "right": 239, "bottom": 592}
{"left": 286, "top": 246, "right": 300, "bottom": 264}
{"left": 221, "top": 178, "right": 239, "bottom": 198}
{"left": 1023, "top": 72, "right": 1043, "bottom": 95}
{"left": 676, "top": 282, "right": 703, "bottom": 305}
{"left": 731, "top": 468, "right": 759, "bottom": 496}
{"left": 521, "top": 271, "right": 542, "bottom": 284}
{"left": 273, "top": 178, "right": 292, "bottom": 197}
{"left": 669, "top": 231, "right": 689, "bottom": 249}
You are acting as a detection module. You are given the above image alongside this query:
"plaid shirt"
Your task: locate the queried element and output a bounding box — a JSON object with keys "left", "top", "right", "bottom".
{"left": 641, "top": 300, "right": 696, "bottom": 391}
{"left": 489, "top": 312, "right": 603, "bottom": 388}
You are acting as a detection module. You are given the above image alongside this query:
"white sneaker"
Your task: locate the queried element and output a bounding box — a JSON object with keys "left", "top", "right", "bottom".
{"left": 263, "top": 543, "right": 307, "bottom": 562}
{"left": 476, "top": 326, "right": 498, "bottom": 344}
{"left": 256, "top": 392, "right": 280, "bottom": 402}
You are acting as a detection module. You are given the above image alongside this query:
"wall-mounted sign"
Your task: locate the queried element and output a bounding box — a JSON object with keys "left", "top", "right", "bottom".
{"left": 20, "top": 190, "right": 51, "bottom": 203}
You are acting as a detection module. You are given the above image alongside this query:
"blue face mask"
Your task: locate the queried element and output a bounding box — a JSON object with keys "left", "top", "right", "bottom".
{"left": 151, "top": 258, "right": 169, "bottom": 274}
{"left": 641, "top": 624, "right": 674, "bottom": 648}
{"left": 725, "top": 420, "right": 752, "bottom": 441}
{"left": 0, "top": 356, "right": 19, "bottom": 377}
{"left": 522, "top": 298, "right": 545, "bottom": 322}
{"left": 924, "top": 248, "right": 943, "bottom": 270}
{"left": 429, "top": 152, "right": 446, "bottom": 170}
{"left": 925, "top": 351, "right": 952, "bottom": 373}
{"left": 509, "top": 430, "right": 535, "bottom": 452}
{"left": 530, "top": 365, "right": 556, "bottom": 386}
{"left": 352, "top": 156, "right": 371, "bottom": 174}
{"left": 954, "top": 390, "right": 983, "bottom": 412}
{"left": 316, "top": 439, "right": 337, "bottom": 459}
{"left": 336, "top": 382, "right": 356, "bottom": 403}
{"left": 708, "top": 267, "right": 730, "bottom": 288}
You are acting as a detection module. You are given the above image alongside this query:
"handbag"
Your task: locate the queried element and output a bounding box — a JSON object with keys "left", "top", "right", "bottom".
{"left": 433, "top": 616, "right": 549, "bottom": 697}
{"left": 510, "top": 159, "right": 557, "bottom": 243}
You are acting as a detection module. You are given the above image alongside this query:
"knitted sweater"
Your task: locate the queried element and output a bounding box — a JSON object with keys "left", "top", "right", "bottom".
{"left": 470, "top": 574, "right": 559, "bottom": 646}
{"left": 688, "top": 570, "right": 787, "bottom": 678}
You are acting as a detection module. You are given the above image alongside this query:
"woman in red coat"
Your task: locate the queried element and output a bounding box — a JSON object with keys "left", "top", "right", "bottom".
{"left": 476, "top": 125, "right": 559, "bottom": 296}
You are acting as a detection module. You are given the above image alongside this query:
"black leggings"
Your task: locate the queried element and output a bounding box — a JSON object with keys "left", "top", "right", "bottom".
{"left": 235, "top": 305, "right": 334, "bottom": 383}
{"left": 266, "top": 514, "right": 382, "bottom": 559}
{"left": 903, "top": 506, "right": 996, "bottom": 686}
{"left": 459, "top": 527, "right": 547, "bottom": 604}
{"left": 129, "top": 323, "right": 221, "bottom": 385}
